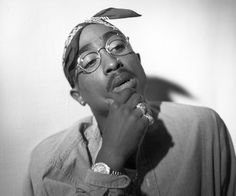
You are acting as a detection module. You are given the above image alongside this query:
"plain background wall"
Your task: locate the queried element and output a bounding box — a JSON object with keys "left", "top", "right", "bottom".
{"left": 0, "top": 0, "right": 235, "bottom": 195}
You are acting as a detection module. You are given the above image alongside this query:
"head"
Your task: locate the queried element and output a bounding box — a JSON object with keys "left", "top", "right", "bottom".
{"left": 70, "top": 23, "right": 147, "bottom": 117}
{"left": 62, "top": 8, "right": 146, "bottom": 119}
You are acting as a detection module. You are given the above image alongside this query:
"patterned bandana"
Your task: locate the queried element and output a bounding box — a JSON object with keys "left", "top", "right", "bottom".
{"left": 62, "top": 7, "right": 141, "bottom": 87}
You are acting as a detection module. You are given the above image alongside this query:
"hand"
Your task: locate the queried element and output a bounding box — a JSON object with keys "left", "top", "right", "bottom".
{"left": 95, "top": 89, "right": 149, "bottom": 170}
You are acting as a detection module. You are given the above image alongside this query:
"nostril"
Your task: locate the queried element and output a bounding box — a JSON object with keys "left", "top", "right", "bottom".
{"left": 106, "top": 61, "right": 123, "bottom": 74}
{"left": 117, "top": 61, "right": 123, "bottom": 68}
{"left": 106, "top": 67, "right": 113, "bottom": 74}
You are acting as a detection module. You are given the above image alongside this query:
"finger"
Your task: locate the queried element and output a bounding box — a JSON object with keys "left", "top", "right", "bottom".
{"left": 114, "top": 88, "right": 136, "bottom": 104}
{"left": 125, "top": 93, "right": 144, "bottom": 109}
{"left": 105, "top": 98, "right": 114, "bottom": 106}
{"left": 140, "top": 114, "right": 150, "bottom": 127}
{"left": 133, "top": 106, "right": 145, "bottom": 118}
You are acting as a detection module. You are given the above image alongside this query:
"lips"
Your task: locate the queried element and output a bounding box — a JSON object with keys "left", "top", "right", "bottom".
{"left": 113, "top": 78, "right": 136, "bottom": 93}
{"left": 109, "top": 71, "right": 137, "bottom": 93}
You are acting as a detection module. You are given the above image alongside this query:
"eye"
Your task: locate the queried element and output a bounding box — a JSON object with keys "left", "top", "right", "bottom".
{"left": 108, "top": 39, "right": 126, "bottom": 54}
{"left": 81, "top": 52, "right": 100, "bottom": 69}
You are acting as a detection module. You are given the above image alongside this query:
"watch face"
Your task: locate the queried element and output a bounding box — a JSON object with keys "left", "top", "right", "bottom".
{"left": 92, "top": 162, "right": 110, "bottom": 174}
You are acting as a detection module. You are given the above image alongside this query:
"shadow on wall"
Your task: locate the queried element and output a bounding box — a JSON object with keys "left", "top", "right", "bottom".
{"left": 145, "top": 76, "right": 193, "bottom": 102}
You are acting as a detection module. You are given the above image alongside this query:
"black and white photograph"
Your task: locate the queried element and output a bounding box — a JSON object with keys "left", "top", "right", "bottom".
{"left": 0, "top": 0, "right": 236, "bottom": 195}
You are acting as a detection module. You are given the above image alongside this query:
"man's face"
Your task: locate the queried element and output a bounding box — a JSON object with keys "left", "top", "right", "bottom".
{"left": 74, "top": 24, "right": 146, "bottom": 116}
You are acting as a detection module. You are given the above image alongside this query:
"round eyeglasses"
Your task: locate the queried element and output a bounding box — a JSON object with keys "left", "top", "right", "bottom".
{"left": 75, "top": 33, "right": 134, "bottom": 75}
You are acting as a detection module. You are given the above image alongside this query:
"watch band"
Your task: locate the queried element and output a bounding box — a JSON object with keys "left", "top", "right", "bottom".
{"left": 92, "top": 162, "right": 122, "bottom": 176}
{"left": 110, "top": 169, "right": 123, "bottom": 176}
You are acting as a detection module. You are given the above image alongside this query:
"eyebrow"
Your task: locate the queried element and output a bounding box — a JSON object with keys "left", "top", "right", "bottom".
{"left": 78, "top": 30, "right": 121, "bottom": 56}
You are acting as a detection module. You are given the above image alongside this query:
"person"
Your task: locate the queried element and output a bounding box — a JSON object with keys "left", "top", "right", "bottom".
{"left": 24, "top": 8, "right": 236, "bottom": 196}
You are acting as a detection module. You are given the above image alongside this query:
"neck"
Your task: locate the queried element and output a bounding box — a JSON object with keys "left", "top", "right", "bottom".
{"left": 91, "top": 108, "right": 108, "bottom": 135}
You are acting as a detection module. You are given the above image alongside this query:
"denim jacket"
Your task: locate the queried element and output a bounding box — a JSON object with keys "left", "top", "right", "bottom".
{"left": 23, "top": 102, "right": 236, "bottom": 196}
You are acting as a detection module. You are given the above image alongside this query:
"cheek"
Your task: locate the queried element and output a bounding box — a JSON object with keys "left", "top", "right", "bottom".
{"left": 136, "top": 66, "right": 147, "bottom": 93}
{"left": 78, "top": 71, "right": 101, "bottom": 89}
{"left": 77, "top": 72, "right": 107, "bottom": 99}
{"left": 77, "top": 73, "right": 110, "bottom": 114}
{"left": 125, "top": 56, "right": 147, "bottom": 91}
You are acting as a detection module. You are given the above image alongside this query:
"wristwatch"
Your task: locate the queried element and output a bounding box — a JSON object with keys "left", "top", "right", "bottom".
{"left": 91, "top": 162, "right": 122, "bottom": 176}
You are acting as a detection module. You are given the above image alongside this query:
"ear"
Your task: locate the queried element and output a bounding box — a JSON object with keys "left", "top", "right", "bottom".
{"left": 136, "top": 53, "right": 141, "bottom": 62}
{"left": 70, "top": 89, "right": 86, "bottom": 106}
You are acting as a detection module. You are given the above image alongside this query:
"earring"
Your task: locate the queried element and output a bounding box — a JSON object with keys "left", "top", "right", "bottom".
{"left": 80, "top": 100, "right": 86, "bottom": 106}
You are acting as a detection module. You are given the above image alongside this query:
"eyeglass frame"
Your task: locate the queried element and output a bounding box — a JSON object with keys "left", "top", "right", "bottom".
{"left": 74, "top": 32, "right": 134, "bottom": 76}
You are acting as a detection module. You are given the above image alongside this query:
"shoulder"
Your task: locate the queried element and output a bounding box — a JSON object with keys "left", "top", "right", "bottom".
{"left": 28, "top": 116, "right": 93, "bottom": 192}
{"left": 154, "top": 101, "right": 223, "bottom": 125}
{"left": 31, "top": 116, "right": 92, "bottom": 162}
{"left": 151, "top": 101, "right": 226, "bottom": 139}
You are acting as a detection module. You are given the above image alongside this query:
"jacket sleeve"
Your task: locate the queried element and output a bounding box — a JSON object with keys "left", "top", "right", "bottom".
{"left": 40, "top": 170, "right": 132, "bottom": 196}
{"left": 214, "top": 111, "right": 236, "bottom": 196}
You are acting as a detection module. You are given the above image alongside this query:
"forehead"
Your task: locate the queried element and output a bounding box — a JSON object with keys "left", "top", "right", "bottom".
{"left": 79, "top": 24, "right": 122, "bottom": 49}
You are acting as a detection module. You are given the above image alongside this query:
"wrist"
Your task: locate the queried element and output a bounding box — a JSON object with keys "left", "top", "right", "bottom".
{"left": 95, "top": 147, "right": 125, "bottom": 171}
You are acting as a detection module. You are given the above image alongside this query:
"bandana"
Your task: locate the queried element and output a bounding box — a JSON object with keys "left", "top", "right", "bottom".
{"left": 62, "top": 7, "right": 141, "bottom": 87}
